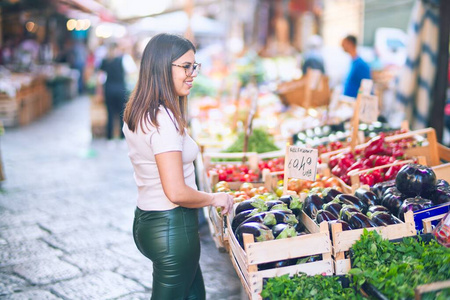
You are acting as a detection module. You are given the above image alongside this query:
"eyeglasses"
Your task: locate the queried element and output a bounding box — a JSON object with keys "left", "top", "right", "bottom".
{"left": 172, "top": 62, "right": 201, "bottom": 76}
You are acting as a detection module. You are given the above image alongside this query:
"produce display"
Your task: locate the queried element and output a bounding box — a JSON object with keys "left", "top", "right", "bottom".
{"left": 213, "top": 181, "right": 276, "bottom": 203}
{"left": 328, "top": 133, "right": 415, "bottom": 186}
{"left": 224, "top": 128, "right": 279, "bottom": 153}
{"left": 293, "top": 122, "right": 403, "bottom": 149}
{"left": 371, "top": 164, "right": 450, "bottom": 221}
{"left": 349, "top": 230, "right": 450, "bottom": 300}
{"left": 208, "top": 164, "right": 260, "bottom": 182}
{"left": 302, "top": 187, "right": 402, "bottom": 230}
{"left": 261, "top": 273, "right": 360, "bottom": 300}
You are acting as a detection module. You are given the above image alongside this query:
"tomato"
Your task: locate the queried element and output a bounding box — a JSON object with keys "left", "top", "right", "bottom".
{"left": 258, "top": 186, "right": 269, "bottom": 194}
{"left": 239, "top": 182, "right": 254, "bottom": 194}
{"left": 288, "top": 178, "right": 302, "bottom": 193}
{"left": 325, "top": 177, "right": 341, "bottom": 188}
{"left": 311, "top": 181, "right": 325, "bottom": 189}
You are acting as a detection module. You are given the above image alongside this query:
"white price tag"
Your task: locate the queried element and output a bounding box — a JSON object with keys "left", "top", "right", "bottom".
{"left": 286, "top": 146, "right": 318, "bottom": 181}
{"left": 359, "top": 94, "right": 379, "bottom": 124}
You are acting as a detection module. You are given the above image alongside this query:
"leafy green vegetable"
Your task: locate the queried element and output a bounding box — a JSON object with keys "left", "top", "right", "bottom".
{"left": 260, "top": 273, "right": 361, "bottom": 300}
{"left": 224, "top": 128, "right": 279, "bottom": 154}
{"left": 349, "top": 230, "right": 450, "bottom": 300}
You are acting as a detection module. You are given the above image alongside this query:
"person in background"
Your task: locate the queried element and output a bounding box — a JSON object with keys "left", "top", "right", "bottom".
{"left": 100, "top": 42, "right": 136, "bottom": 141}
{"left": 341, "top": 35, "right": 371, "bottom": 98}
{"left": 70, "top": 40, "right": 88, "bottom": 94}
{"left": 122, "top": 33, "right": 234, "bottom": 299}
{"left": 301, "top": 35, "right": 325, "bottom": 75}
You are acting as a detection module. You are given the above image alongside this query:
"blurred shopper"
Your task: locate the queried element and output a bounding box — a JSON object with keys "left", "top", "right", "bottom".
{"left": 341, "top": 35, "right": 371, "bottom": 98}
{"left": 122, "top": 33, "right": 233, "bottom": 300}
{"left": 70, "top": 40, "right": 88, "bottom": 94}
{"left": 100, "top": 43, "right": 136, "bottom": 141}
{"left": 302, "top": 35, "right": 325, "bottom": 75}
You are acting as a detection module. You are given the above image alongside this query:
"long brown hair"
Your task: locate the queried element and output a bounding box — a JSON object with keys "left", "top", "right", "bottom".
{"left": 123, "top": 33, "right": 196, "bottom": 133}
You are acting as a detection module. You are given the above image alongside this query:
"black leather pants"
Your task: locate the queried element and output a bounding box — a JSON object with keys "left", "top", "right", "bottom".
{"left": 133, "top": 206, "right": 205, "bottom": 300}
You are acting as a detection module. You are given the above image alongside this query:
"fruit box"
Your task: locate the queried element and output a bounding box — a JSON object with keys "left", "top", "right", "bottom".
{"left": 203, "top": 151, "right": 259, "bottom": 172}
{"left": 320, "top": 128, "right": 447, "bottom": 167}
{"left": 226, "top": 210, "right": 334, "bottom": 300}
{"left": 332, "top": 210, "right": 416, "bottom": 275}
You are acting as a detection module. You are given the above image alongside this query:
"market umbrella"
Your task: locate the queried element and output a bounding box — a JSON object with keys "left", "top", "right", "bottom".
{"left": 395, "top": 0, "right": 439, "bottom": 129}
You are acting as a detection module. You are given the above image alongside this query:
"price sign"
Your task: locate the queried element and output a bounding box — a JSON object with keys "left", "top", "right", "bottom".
{"left": 286, "top": 146, "right": 318, "bottom": 181}
{"left": 359, "top": 94, "right": 379, "bottom": 124}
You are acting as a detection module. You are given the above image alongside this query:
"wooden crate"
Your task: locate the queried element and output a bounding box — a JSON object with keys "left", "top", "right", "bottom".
{"left": 0, "top": 95, "right": 19, "bottom": 127}
{"left": 203, "top": 152, "right": 259, "bottom": 172}
{"left": 332, "top": 210, "right": 416, "bottom": 275}
{"left": 432, "top": 162, "right": 450, "bottom": 182}
{"left": 320, "top": 128, "right": 444, "bottom": 167}
{"left": 227, "top": 210, "right": 333, "bottom": 300}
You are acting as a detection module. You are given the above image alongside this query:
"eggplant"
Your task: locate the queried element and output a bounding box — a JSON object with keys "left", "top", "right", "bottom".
{"left": 321, "top": 188, "right": 343, "bottom": 203}
{"left": 339, "top": 205, "right": 361, "bottom": 223}
{"left": 430, "top": 186, "right": 450, "bottom": 205}
{"left": 354, "top": 188, "right": 380, "bottom": 207}
{"left": 323, "top": 202, "right": 343, "bottom": 218}
{"left": 294, "top": 221, "right": 306, "bottom": 233}
{"left": 289, "top": 196, "right": 303, "bottom": 217}
{"left": 315, "top": 210, "right": 338, "bottom": 223}
{"left": 265, "top": 200, "right": 284, "bottom": 210}
{"left": 272, "top": 224, "right": 297, "bottom": 239}
{"left": 235, "top": 222, "right": 274, "bottom": 248}
{"left": 270, "top": 203, "right": 292, "bottom": 213}
{"left": 367, "top": 205, "right": 390, "bottom": 215}
{"left": 303, "top": 194, "right": 324, "bottom": 219}
{"left": 258, "top": 259, "right": 293, "bottom": 270}
{"left": 334, "top": 194, "right": 368, "bottom": 213}
{"left": 348, "top": 212, "right": 376, "bottom": 229}
{"left": 244, "top": 211, "right": 298, "bottom": 228}
{"left": 235, "top": 198, "right": 267, "bottom": 215}
{"left": 381, "top": 187, "right": 405, "bottom": 216}
{"left": 368, "top": 211, "right": 402, "bottom": 226}
{"left": 371, "top": 180, "right": 396, "bottom": 199}
{"left": 395, "top": 164, "right": 437, "bottom": 197}
{"left": 327, "top": 220, "right": 352, "bottom": 232}
{"left": 297, "top": 231, "right": 308, "bottom": 236}
{"left": 231, "top": 209, "right": 254, "bottom": 233}
{"left": 278, "top": 195, "right": 293, "bottom": 206}
{"left": 398, "top": 196, "right": 433, "bottom": 221}
{"left": 436, "top": 179, "right": 450, "bottom": 189}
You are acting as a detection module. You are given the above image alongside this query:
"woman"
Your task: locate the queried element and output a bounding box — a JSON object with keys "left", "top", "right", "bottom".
{"left": 122, "top": 33, "right": 234, "bottom": 300}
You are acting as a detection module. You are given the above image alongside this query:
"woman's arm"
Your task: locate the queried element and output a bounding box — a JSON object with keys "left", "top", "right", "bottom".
{"left": 155, "top": 151, "right": 234, "bottom": 214}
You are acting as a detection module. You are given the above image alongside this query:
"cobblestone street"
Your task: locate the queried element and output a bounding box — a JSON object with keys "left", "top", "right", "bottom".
{"left": 0, "top": 96, "right": 243, "bottom": 300}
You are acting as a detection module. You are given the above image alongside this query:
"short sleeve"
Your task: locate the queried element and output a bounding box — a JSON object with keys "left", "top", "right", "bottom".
{"left": 149, "top": 109, "right": 183, "bottom": 155}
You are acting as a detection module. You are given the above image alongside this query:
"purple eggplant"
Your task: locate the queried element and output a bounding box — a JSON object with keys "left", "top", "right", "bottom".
{"left": 323, "top": 202, "right": 343, "bottom": 218}
{"left": 398, "top": 196, "right": 434, "bottom": 221}
{"left": 339, "top": 205, "right": 361, "bottom": 223}
{"left": 395, "top": 164, "right": 437, "bottom": 197}
{"left": 266, "top": 200, "right": 284, "bottom": 210}
{"left": 382, "top": 187, "right": 405, "bottom": 216}
{"left": 368, "top": 211, "right": 402, "bottom": 226}
{"left": 278, "top": 195, "right": 293, "bottom": 206}
{"left": 322, "top": 188, "right": 343, "bottom": 203}
{"left": 354, "top": 188, "right": 380, "bottom": 207}
{"left": 327, "top": 220, "right": 352, "bottom": 232}
{"left": 334, "top": 194, "right": 368, "bottom": 213}
{"left": 289, "top": 196, "right": 303, "bottom": 217}
{"left": 367, "top": 205, "right": 390, "bottom": 215}
{"left": 235, "top": 198, "right": 267, "bottom": 215}
{"left": 235, "top": 222, "right": 274, "bottom": 248}
{"left": 371, "top": 180, "right": 396, "bottom": 199}
{"left": 436, "top": 179, "right": 450, "bottom": 189}
{"left": 315, "top": 210, "right": 338, "bottom": 223}
{"left": 348, "top": 212, "right": 377, "bottom": 229}
{"left": 232, "top": 209, "right": 254, "bottom": 233}
{"left": 303, "top": 194, "right": 324, "bottom": 219}
{"left": 258, "top": 259, "right": 293, "bottom": 270}
{"left": 294, "top": 221, "right": 306, "bottom": 233}
{"left": 430, "top": 186, "right": 450, "bottom": 205}
{"left": 272, "top": 224, "right": 297, "bottom": 239}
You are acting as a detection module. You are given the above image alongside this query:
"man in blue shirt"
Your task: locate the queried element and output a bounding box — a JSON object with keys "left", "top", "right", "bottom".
{"left": 342, "top": 35, "right": 371, "bottom": 98}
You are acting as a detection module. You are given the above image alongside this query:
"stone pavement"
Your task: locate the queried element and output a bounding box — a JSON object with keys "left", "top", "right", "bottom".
{"left": 0, "top": 96, "right": 244, "bottom": 300}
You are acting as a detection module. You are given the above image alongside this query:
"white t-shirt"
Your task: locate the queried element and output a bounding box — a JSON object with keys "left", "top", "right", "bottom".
{"left": 123, "top": 107, "right": 199, "bottom": 211}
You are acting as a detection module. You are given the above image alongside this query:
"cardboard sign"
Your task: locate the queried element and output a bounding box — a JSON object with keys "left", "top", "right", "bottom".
{"left": 286, "top": 146, "right": 318, "bottom": 181}
{"left": 359, "top": 94, "right": 379, "bottom": 124}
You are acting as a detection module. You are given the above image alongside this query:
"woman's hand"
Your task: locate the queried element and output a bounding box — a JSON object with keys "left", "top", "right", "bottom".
{"left": 211, "top": 192, "right": 234, "bottom": 215}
